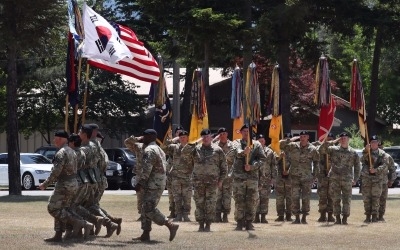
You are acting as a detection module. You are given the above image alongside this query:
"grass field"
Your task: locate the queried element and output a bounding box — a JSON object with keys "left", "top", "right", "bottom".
{"left": 0, "top": 192, "right": 399, "bottom": 249}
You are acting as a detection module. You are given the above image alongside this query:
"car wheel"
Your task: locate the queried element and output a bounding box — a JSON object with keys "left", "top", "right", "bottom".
{"left": 22, "top": 173, "right": 35, "bottom": 190}
{"left": 129, "top": 173, "right": 137, "bottom": 190}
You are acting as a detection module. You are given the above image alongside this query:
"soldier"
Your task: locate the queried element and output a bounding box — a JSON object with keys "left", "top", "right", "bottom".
{"left": 254, "top": 134, "right": 276, "bottom": 224}
{"left": 124, "top": 134, "right": 145, "bottom": 221}
{"left": 213, "top": 127, "right": 235, "bottom": 223}
{"left": 312, "top": 133, "right": 336, "bottom": 223}
{"left": 39, "top": 130, "right": 93, "bottom": 242}
{"left": 274, "top": 133, "right": 293, "bottom": 222}
{"left": 280, "top": 131, "right": 319, "bottom": 224}
{"left": 378, "top": 142, "right": 397, "bottom": 222}
{"left": 231, "top": 124, "right": 267, "bottom": 231}
{"left": 88, "top": 124, "right": 122, "bottom": 235}
{"left": 192, "top": 129, "right": 227, "bottom": 232}
{"left": 132, "top": 129, "right": 179, "bottom": 242}
{"left": 361, "top": 135, "right": 389, "bottom": 223}
{"left": 161, "top": 130, "right": 194, "bottom": 222}
{"left": 318, "top": 132, "right": 360, "bottom": 225}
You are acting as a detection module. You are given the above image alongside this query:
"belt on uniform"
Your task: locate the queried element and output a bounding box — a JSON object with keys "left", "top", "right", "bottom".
{"left": 58, "top": 174, "right": 77, "bottom": 181}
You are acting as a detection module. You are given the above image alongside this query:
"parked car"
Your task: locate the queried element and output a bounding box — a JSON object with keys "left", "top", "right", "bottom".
{"left": 104, "top": 148, "right": 136, "bottom": 190}
{"left": 382, "top": 146, "right": 400, "bottom": 187}
{"left": 34, "top": 145, "right": 124, "bottom": 190}
{"left": 0, "top": 153, "right": 53, "bottom": 190}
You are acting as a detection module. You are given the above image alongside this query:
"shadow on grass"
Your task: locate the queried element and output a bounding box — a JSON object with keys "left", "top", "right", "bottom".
{"left": 0, "top": 195, "right": 49, "bottom": 203}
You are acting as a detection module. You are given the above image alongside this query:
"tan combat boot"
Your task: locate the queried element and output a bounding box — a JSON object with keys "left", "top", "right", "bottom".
{"left": 335, "top": 215, "right": 342, "bottom": 224}
{"left": 260, "top": 214, "right": 268, "bottom": 223}
{"left": 235, "top": 220, "right": 244, "bottom": 231}
{"left": 132, "top": 230, "right": 150, "bottom": 241}
{"left": 327, "top": 212, "right": 335, "bottom": 222}
{"left": 164, "top": 219, "right": 179, "bottom": 241}
{"left": 292, "top": 215, "right": 301, "bottom": 224}
{"left": 215, "top": 213, "right": 222, "bottom": 223}
{"left": 204, "top": 221, "right": 211, "bottom": 232}
{"left": 222, "top": 213, "right": 229, "bottom": 223}
{"left": 253, "top": 213, "right": 260, "bottom": 223}
{"left": 44, "top": 231, "right": 63, "bottom": 242}
{"left": 317, "top": 212, "right": 327, "bottom": 222}
{"left": 183, "top": 214, "right": 191, "bottom": 222}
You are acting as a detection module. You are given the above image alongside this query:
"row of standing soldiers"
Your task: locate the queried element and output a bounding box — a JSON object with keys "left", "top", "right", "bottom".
{"left": 40, "top": 124, "right": 122, "bottom": 242}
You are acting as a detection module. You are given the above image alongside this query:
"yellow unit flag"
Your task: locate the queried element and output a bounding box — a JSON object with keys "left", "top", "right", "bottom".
{"left": 269, "top": 115, "right": 282, "bottom": 154}
{"left": 189, "top": 105, "right": 209, "bottom": 142}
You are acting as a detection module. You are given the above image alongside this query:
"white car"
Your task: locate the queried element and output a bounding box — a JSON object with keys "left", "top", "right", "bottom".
{"left": 0, "top": 153, "right": 53, "bottom": 190}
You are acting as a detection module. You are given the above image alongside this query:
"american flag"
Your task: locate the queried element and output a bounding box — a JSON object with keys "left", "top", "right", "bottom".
{"left": 88, "top": 24, "right": 160, "bottom": 83}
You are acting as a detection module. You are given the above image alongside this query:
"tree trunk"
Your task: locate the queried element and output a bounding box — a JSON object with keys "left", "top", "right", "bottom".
{"left": 367, "top": 27, "right": 383, "bottom": 136}
{"left": 6, "top": 42, "right": 22, "bottom": 195}
{"left": 204, "top": 40, "right": 210, "bottom": 111}
{"left": 181, "top": 64, "right": 196, "bottom": 130}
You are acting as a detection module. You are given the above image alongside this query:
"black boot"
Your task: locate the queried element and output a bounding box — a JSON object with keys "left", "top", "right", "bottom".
{"left": 164, "top": 219, "right": 179, "bottom": 241}
{"left": 44, "top": 231, "right": 63, "bottom": 242}
{"left": 292, "top": 215, "right": 300, "bottom": 224}
{"left": 198, "top": 221, "right": 205, "bottom": 232}
{"left": 371, "top": 214, "right": 378, "bottom": 223}
{"left": 222, "top": 213, "right": 229, "bottom": 223}
{"left": 364, "top": 214, "right": 371, "bottom": 223}
{"left": 335, "top": 215, "right": 341, "bottom": 224}
{"left": 246, "top": 220, "right": 255, "bottom": 230}
{"left": 275, "top": 216, "right": 284, "bottom": 222}
{"left": 215, "top": 213, "right": 222, "bottom": 223}
{"left": 235, "top": 220, "right": 243, "bottom": 231}
{"left": 317, "top": 212, "right": 327, "bottom": 222}
{"left": 204, "top": 222, "right": 211, "bottom": 232}
{"left": 342, "top": 215, "right": 348, "bottom": 225}
{"left": 378, "top": 213, "right": 385, "bottom": 222}
{"left": 132, "top": 230, "right": 150, "bottom": 241}
{"left": 285, "top": 213, "right": 293, "bottom": 222}
{"left": 301, "top": 214, "right": 307, "bottom": 224}
{"left": 327, "top": 212, "right": 335, "bottom": 223}
{"left": 260, "top": 214, "right": 268, "bottom": 223}
{"left": 253, "top": 213, "right": 260, "bottom": 223}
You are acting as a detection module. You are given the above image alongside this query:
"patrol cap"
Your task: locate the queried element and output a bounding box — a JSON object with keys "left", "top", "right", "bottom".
{"left": 54, "top": 130, "right": 69, "bottom": 139}
{"left": 240, "top": 124, "right": 249, "bottom": 131}
{"left": 142, "top": 129, "right": 157, "bottom": 136}
{"left": 256, "top": 134, "right": 265, "bottom": 139}
{"left": 88, "top": 123, "right": 99, "bottom": 130}
{"left": 175, "top": 125, "right": 184, "bottom": 133}
{"left": 81, "top": 124, "right": 93, "bottom": 132}
{"left": 178, "top": 130, "right": 189, "bottom": 136}
{"left": 68, "top": 133, "right": 81, "bottom": 142}
{"left": 327, "top": 133, "right": 335, "bottom": 138}
{"left": 370, "top": 135, "right": 379, "bottom": 142}
{"left": 217, "top": 127, "right": 227, "bottom": 134}
{"left": 96, "top": 131, "right": 104, "bottom": 139}
{"left": 299, "top": 131, "right": 308, "bottom": 136}
{"left": 339, "top": 132, "right": 350, "bottom": 137}
{"left": 200, "top": 129, "right": 212, "bottom": 136}
{"left": 284, "top": 133, "right": 292, "bottom": 138}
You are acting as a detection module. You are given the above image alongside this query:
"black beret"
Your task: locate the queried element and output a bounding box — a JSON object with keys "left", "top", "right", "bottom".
{"left": 68, "top": 133, "right": 81, "bottom": 143}
{"left": 81, "top": 124, "right": 92, "bottom": 131}
{"left": 88, "top": 123, "right": 99, "bottom": 129}
{"left": 370, "top": 135, "right": 379, "bottom": 141}
{"left": 217, "top": 127, "right": 227, "bottom": 134}
{"left": 284, "top": 133, "right": 292, "bottom": 138}
{"left": 299, "top": 131, "right": 308, "bottom": 136}
{"left": 327, "top": 133, "right": 335, "bottom": 138}
{"left": 54, "top": 130, "right": 69, "bottom": 139}
{"left": 339, "top": 132, "right": 350, "bottom": 137}
{"left": 178, "top": 130, "right": 189, "bottom": 136}
{"left": 240, "top": 124, "right": 249, "bottom": 131}
{"left": 256, "top": 134, "right": 265, "bottom": 139}
{"left": 200, "top": 129, "right": 211, "bottom": 136}
{"left": 96, "top": 131, "right": 104, "bottom": 139}
{"left": 175, "top": 126, "right": 184, "bottom": 133}
{"left": 142, "top": 129, "right": 157, "bottom": 136}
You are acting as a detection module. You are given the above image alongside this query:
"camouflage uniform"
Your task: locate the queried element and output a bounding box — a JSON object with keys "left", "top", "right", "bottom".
{"left": 125, "top": 136, "right": 145, "bottom": 215}
{"left": 275, "top": 153, "right": 292, "bottom": 220}
{"left": 231, "top": 139, "right": 266, "bottom": 229}
{"left": 280, "top": 140, "right": 319, "bottom": 220}
{"left": 42, "top": 144, "right": 87, "bottom": 234}
{"left": 162, "top": 141, "right": 195, "bottom": 220}
{"left": 319, "top": 142, "right": 360, "bottom": 223}
{"left": 379, "top": 153, "right": 397, "bottom": 220}
{"left": 255, "top": 146, "right": 276, "bottom": 222}
{"left": 192, "top": 143, "right": 227, "bottom": 225}
{"left": 214, "top": 139, "right": 235, "bottom": 221}
{"left": 361, "top": 148, "right": 389, "bottom": 220}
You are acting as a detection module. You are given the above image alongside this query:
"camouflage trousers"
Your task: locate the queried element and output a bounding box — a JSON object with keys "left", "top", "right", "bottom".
{"left": 317, "top": 176, "right": 333, "bottom": 213}
{"left": 141, "top": 187, "right": 166, "bottom": 231}
{"left": 329, "top": 177, "right": 353, "bottom": 216}
{"left": 193, "top": 180, "right": 218, "bottom": 222}
{"left": 216, "top": 177, "right": 233, "bottom": 214}
{"left": 94, "top": 176, "right": 107, "bottom": 205}
{"left": 167, "top": 176, "right": 176, "bottom": 214}
{"left": 136, "top": 189, "right": 144, "bottom": 214}
{"left": 256, "top": 182, "right": 271, "bottom": 214}
{"left": 291, "top": 176, "right": 312, "bottom": 215}
{"left": 275, "top": 177, "right": 292, "bottom": 216}
{"left": 171, "top": 177, "right": 192, "bottom": 215}
{"left": 361, "top": 177, "right": 382, "bottom": 215}
{"left": 233, "top": 179, "right": 259, "bottom": 222}
{"left": 47, "top": 179, "right": 78, "bottom": 232}
{"left": 379, "top": 182, "right": 388, "bottom": 215}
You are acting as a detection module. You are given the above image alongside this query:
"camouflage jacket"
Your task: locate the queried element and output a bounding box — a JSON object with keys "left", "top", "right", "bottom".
{"left": 81, "top": 140, "right": 99, "bottom": 169}
{"left": 361, "top": 148, "right": 389, "bottom": 181}
{"left": 230, "top": 139, "right": 267, "bottom": 181}
{"left": 214, "top": 139, "right": 235, "bottom": 175}
{"left": 192, "top": 143, "right": 227, "bottom": 184}
{"left": 259, "top": 146, "right": 277, "bottom": 184}
{"left": 319, "top": 142, "right": 360, "bottom": 181}
{"left": 162, "top": 142, "right": 195, "bottom": 179}
{"left": 280, "top": 140, "right": 319, "bottom": 178}
{"left": 42, "top": 143, "right": 77, "bottom": 188}
{"left": 90, "top": 138, "right": 106, "bottom": 173}
{"left": 385, "top": 154, "right": 397, "bottom": 183}
{"left": 139, "top": 141, "right": 167, "bottom": 190}
{"left": 124, "top": 136, "right": 144, "bottom": 178}
{"left": 313, "top": 140, "right": 337, "bottom": 179}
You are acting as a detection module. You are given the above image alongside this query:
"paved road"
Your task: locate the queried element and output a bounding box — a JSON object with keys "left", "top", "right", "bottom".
{"left": 1, "top": 188, "right": 400, "bottom": 197}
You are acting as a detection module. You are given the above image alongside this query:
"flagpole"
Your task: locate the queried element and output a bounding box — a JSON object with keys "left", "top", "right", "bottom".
{"left": 82, "top": 63, "right": 90, "bottom": 125}
{"left": 64, "top": 94, "right": 69, "bottom": 131}
{"left": 74, "top": 57, "right": 83, "bottom": 133}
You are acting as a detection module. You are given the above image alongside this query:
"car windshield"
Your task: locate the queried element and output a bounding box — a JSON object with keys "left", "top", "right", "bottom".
{"left": 123, "top": 148, "right": 136, "bottom": 159}
{"left": 20, "top": 154, "right": 52, "bottom": 164}
{"left": 384, "top": 149, "right": 400, "bottom": 161}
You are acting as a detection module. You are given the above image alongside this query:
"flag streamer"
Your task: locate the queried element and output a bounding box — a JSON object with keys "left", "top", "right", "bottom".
{"left": 189, "top": 69, "right": 209, "bottom": 141}
{"left": 269, "top": 64, "right": 282, "bottom": 154}
{"left": 350, "top": 59, "right": 366, "bottom": 139}
{"left": 244, "top": 63, "right": 260, "bottom": 127}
